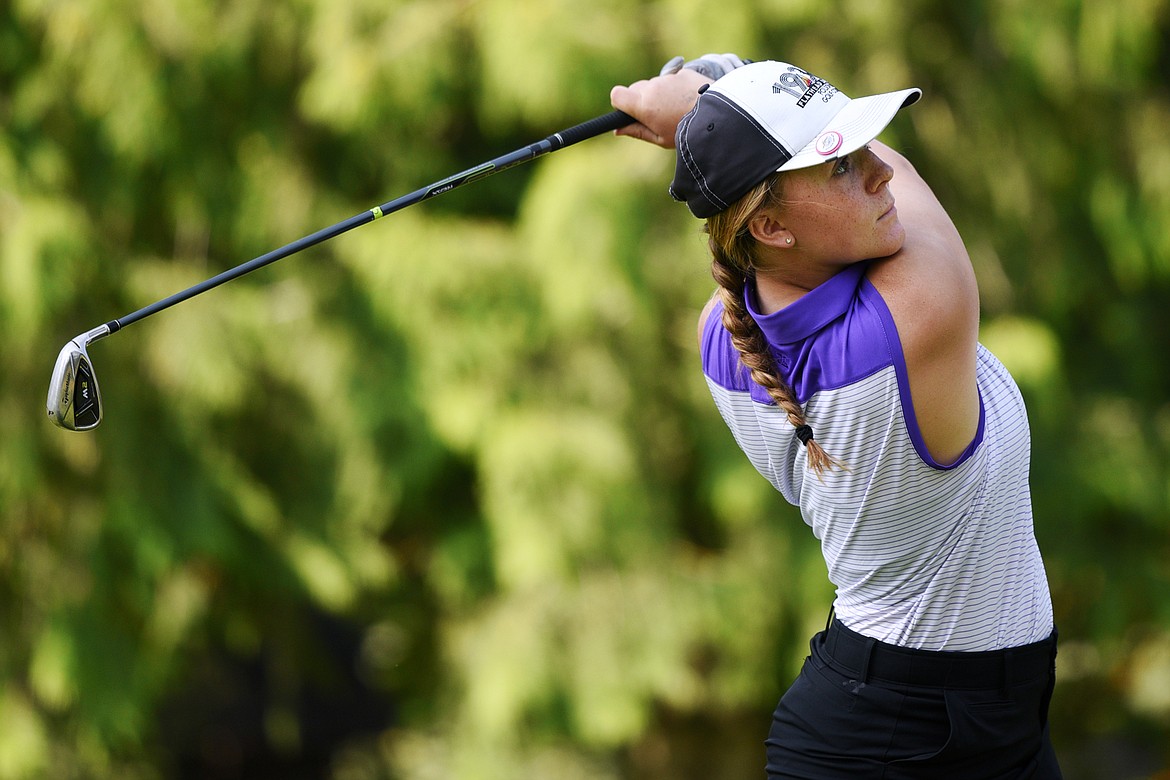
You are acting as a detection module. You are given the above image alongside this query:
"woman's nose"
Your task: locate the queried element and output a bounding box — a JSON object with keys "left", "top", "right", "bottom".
{"left": 866, "top": 151, "right": 894, "bottom": 193}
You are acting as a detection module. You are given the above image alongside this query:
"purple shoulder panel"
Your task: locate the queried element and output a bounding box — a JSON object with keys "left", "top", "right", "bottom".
{"left": 745, "top": 264, "right": 890, "bottom": 404}
{"left": 699, "top": 263, "right": 984, "bottom": 470}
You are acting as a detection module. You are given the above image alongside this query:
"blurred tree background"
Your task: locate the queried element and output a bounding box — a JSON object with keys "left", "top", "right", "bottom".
{"left": 2, "top": 0, "right": 1169, "bottom": 777}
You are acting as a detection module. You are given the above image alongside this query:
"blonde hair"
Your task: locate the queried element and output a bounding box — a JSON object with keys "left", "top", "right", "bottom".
{"left": 705, "top": 174, "right": 842, "bottom": 476}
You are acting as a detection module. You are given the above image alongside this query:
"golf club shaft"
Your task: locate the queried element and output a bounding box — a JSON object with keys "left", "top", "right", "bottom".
{"left": 107, "top": 109, "right": 634, "bottom": 333}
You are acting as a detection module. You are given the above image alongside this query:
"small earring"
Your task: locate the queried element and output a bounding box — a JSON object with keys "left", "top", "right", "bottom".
{"left": 785, "top": 238, "right": 793, "bottom": 245}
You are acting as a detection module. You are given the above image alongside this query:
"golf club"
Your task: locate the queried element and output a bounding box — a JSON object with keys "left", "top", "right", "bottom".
{"left": 47, "top": 109, "right": 635, "bottom": 431}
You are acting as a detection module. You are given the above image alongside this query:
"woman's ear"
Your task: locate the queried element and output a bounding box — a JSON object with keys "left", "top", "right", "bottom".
{"left": 748, "top": 209, "right": 795, "bottom": 249}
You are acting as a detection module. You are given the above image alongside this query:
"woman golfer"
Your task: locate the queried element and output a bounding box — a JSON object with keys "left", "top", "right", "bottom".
{"left": 611, "top": 57, "right": 1061, "bottom": 778}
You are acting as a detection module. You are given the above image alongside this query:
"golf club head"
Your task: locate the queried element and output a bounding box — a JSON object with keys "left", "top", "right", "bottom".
{"left": 47, "top": 325, "right": 110, "bottom": 431}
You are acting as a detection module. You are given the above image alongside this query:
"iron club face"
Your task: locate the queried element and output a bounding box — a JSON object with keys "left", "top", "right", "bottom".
{"left": 46, "top": 325, "right": 111, "bottom": 431}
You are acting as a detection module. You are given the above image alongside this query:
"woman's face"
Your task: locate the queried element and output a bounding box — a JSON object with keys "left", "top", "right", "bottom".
{"left": 769, "top": 145, "right": 905, "bottom": 266}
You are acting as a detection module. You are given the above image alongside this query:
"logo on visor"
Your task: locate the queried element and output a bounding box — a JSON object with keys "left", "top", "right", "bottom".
{"left": 774, "top": 67, "right": 834, "bottom": 107}
{"left": 816, "top": 131, "right": 844, "bottom": 156}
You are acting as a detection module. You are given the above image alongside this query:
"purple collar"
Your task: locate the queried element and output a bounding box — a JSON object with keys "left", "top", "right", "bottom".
{"left": 744, "top": 263, "right": 869, "bottom": 345}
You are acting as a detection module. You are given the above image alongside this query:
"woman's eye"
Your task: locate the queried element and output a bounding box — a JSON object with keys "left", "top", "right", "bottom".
{"left": 833, "top": 157, "right": 851, "bottom": 176}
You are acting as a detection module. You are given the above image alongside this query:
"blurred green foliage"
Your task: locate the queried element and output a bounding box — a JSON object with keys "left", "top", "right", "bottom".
{"left": 2, "top": 0, "right": 1169, "bottom": 778}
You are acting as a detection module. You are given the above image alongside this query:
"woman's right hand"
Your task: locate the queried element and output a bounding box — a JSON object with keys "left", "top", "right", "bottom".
{"left": 609, "top": 68, "right": 712, "bottom": 149}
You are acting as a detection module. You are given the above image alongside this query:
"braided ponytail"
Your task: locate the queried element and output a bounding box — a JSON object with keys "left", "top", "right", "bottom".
{"left": 705, "top": 175, "right": 843, "bottom": 476}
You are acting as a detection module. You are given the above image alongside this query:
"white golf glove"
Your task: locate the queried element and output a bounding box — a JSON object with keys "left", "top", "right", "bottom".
{"left": 659, "top": 52, "right": 750, "bottom": 80}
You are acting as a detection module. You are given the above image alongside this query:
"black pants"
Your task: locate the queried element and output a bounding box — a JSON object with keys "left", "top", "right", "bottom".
{"left": 765, "top": 619, "right": 1062, "bottom": 779}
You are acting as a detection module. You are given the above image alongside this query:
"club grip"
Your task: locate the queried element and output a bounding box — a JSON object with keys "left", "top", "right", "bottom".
{"left": 547, "top": 110, "right": 635, "bottom": 150}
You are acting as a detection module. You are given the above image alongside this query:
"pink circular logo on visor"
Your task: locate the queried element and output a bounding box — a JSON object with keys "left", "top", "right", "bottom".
{"left": 815, "top": 130, "right": 844, "bottom": 156}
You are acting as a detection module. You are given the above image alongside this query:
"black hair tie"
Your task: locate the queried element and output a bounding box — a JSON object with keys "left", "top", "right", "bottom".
{"left": 795, "top": 424, "right": 814, "bottom": 445}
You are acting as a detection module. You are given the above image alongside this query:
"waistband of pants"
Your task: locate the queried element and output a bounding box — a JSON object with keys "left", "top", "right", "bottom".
{"left": 819, "top": 618, "right": 1057, "bottom": 690}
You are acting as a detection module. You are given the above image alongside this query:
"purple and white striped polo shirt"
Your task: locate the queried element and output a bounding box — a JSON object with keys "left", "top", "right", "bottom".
{"left": 701, "top": 262, "right": 1053, "bottom": 651}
